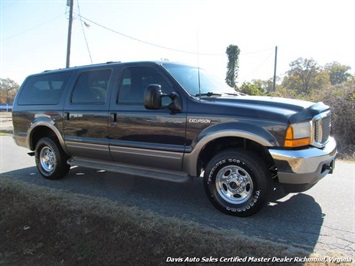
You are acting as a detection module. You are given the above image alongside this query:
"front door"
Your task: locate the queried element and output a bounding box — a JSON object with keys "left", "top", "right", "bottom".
{"left": 109, "top": 65, "right": 187, "bottom": 171}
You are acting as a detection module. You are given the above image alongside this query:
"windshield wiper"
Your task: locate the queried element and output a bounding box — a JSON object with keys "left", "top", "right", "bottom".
{"left": 195, "top": 92, "right": 222, "bottom": 97}
{"left": 224, "top": 92, "right": 241, "bottom": 96}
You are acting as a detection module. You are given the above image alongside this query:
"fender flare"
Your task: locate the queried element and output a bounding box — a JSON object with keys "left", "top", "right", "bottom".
{"left": 183, "top": 122, "right": 279, "bottom": 176}
{"left": 27, "top": 119, "right": 68, "bottom": 154}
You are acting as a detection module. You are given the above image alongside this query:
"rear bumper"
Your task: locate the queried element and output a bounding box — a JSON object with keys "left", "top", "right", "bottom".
{"left": 269, "top": 137, "right": 337, "bottom": 192}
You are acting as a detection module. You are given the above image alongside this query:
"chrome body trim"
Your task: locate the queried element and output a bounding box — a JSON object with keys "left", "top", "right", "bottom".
{"left": 269, "top": 137, "right": 336, "bottom": 187}
{"left": 310, "top": 111, "right": 331, "bottom": 148}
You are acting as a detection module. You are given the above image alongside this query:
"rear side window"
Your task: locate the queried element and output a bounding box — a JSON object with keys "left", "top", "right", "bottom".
{"left": 18, "top": 72, "right": 71, "bottom": 105}
{"left": 71, "top": 69, "right": 111, "bottom": 104}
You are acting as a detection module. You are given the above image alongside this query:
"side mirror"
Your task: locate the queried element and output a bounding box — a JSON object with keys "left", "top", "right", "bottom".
{"left": 144, "top": 84, "right": 163, "bottom": 110}
{"left": 144, "top": 84, "right": 183, "bottom": 112}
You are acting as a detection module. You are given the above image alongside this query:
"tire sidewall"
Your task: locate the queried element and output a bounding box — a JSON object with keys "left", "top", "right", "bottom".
{"left": 35, "top": 137, "right": 68, "bottom": 179}
{"left": 204, "top": 151, "right": 269, "bottom": 216}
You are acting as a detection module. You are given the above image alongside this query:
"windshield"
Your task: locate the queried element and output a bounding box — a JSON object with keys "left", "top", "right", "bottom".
{"left": 162, "top": 63, "right": 236, "bottom": 96}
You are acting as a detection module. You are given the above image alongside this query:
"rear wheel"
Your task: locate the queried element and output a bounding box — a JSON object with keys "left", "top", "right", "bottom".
{"left": 35, "top": 137, "right": 70, "bottom": 180}
{"left": 203, "top": 150, "right": 271, "bottom": 217}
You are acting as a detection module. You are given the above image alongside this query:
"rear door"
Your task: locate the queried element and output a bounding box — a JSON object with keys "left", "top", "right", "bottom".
{"left": 108, "top": 64, "right": 187, "bottom": 171}
{"left": 63, "top": 67, "right": 114, "bottom": 160}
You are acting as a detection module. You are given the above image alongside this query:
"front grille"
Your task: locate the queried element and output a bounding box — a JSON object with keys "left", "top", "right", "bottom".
{"left": 313, "top": 111, "right": 331, "bottom": 146}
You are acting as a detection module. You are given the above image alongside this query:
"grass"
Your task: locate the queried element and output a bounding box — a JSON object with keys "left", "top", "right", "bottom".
{"left": 0, "top": 177, "right": 353, "bottom": 266}
{"left": 0, "top": 112, "right": 11, "bottom": 117}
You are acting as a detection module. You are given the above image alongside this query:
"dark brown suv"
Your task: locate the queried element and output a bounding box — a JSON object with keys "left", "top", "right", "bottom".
{"left": 12, "top": 61, "right": 337, "bottom": 216}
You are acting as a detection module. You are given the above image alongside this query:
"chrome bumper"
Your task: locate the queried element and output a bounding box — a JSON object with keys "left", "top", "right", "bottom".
{"left": 269, "top": 137, "right": 337, "bottom": 192}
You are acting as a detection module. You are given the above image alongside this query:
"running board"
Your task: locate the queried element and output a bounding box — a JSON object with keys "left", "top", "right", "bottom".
{"left": 67, "top": 157, "right": 192, "bottom": 183}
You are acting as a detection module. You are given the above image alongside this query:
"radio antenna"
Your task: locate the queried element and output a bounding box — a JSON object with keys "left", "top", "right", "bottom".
{"left": 196, "top": 32, "right": 201, "bottom": 100}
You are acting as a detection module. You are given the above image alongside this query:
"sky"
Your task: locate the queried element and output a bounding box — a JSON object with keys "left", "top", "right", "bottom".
{"left": 1, "top": 0, "right": 355, "bottom": 86}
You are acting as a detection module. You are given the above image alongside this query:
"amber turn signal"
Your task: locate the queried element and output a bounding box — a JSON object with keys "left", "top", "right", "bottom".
{"left": 284, "top": 125, "right": 311, "bottom": 147}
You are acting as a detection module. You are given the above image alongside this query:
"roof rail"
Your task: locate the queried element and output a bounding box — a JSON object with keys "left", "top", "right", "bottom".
{"left": 42, "top": 61, "right": 122, "bottom": 73}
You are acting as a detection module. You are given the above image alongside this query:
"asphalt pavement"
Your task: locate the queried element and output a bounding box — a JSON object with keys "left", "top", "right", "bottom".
{"left": 0, "top": 136, "right": 354, "bottom": 258}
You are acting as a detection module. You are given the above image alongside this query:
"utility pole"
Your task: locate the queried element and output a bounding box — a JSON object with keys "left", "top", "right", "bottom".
{"left": 272, "top": 46, "right": 278, "bottom": 91}
{"left": 66, "top": 0, "right": 74, "bottom": 68}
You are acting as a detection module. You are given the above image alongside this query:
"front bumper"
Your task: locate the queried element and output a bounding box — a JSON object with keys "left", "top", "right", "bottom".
{"left": 269, "top": 137, "right": 337, "bottom": 192}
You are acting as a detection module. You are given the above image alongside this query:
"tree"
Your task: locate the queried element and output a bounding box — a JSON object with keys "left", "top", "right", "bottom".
{"left": 0, "top": 78, "right": 19, "bottom": 104}
{"left": 239, "top": 81, "right": 267, "bottom": 96}
{"left": 324, "top": 62, "right": 351, "bottom": 85}
{"left": 239, "top": 79, "right": 275, "bottom": 95}
{"left": 225, "top": 44, "right": 240, "bottom": 88}
{"left": 282, "top": 57, "right": 330, "bottom": 94}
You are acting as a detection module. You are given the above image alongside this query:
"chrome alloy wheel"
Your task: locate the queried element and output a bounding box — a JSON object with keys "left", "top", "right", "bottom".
{"left": 39, "top": 146, "right": 56, "bottom": 173}
{"left": 215, "top": 165, "right": 254, "bottom": 204}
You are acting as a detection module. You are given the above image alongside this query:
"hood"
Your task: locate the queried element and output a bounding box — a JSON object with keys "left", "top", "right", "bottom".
{"left": 201, "top": 95, "right": 330, "bottom": 123}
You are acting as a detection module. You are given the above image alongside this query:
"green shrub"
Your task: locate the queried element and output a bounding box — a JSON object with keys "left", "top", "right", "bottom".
{"left": 319, "top": 80, "right": 355, "bottom": 156}
{"left": 270, "top": 78, "right": 355, "bottom": 158}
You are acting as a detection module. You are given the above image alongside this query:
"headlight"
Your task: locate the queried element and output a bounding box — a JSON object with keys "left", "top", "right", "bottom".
{"left": 284, "top": 121, "right": 311, "bottom": 147}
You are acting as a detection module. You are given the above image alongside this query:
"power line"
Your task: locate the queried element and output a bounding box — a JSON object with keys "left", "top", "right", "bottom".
{"left": 77, "top": 0, "right": 93, "bottom": 63}
{"left": 2, "top": 13, "right": 63, "bottom": 41}
{"left": 75, "top": 13, "right": 229, "bottom": 56}
{"left": 243, "top": 50, "right": 274, "bottom": 80}
{"left": 0, "top": 1, "right": 17, "bottom": 10}
{"left": 242, "top": 47, "right": 274, "bottom": 56}
{"left": 75, "top": 13, "right": 274, "bottom": 58}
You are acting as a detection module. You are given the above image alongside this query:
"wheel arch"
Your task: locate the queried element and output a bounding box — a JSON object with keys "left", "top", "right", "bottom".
{"left": 183, "top": 128, "right": 276, "bottom": 177}
{"left": 27, "top": 121, "right": 68, "bottom": 154}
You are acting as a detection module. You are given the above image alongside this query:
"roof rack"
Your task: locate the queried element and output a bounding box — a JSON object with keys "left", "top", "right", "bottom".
{"left": 42, "top": 61, "right": 122, "bottom": 73}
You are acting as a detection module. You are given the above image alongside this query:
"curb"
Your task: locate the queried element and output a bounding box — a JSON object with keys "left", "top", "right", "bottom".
{"left": 0, "top": 127, "right": 13, "bottom": 134}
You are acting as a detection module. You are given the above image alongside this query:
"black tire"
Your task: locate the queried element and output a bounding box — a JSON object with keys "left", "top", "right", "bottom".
{"left": 35, "top": 137, "right": 70, "bottom": 180}
{"left": 203, "top": 150, "right": 271, "bottom": 217}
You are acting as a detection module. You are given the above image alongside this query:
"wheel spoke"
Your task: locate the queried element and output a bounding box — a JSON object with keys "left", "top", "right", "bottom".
{"left": 216, "top": 165, "right": 253, "bottom": 204}
{"left": 40, "top": 146, "right": 56, "bottom": 172}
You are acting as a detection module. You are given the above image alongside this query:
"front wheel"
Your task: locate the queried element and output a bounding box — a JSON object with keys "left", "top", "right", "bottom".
{"left": 35, "top": 137, "right": 70, "bottom": 180}
{"left": 203, "top": 150, "right": 271, "bottom": 217}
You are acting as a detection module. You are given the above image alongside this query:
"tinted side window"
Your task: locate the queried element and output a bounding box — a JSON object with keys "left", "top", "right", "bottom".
{"left": 118, "top": 67, "right": 172, "bottom": 103}
{"left": 71, "top": 69, "right": 111, "bottom": 104}
{"left": 18, "top": 72, "right": 71, "bottom": 105}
